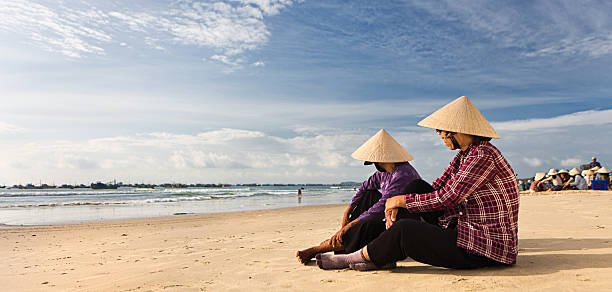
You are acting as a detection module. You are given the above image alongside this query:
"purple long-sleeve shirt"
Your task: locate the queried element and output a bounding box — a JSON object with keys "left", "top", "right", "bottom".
{"left": 349, "top": 162, "right": 421, "bottom": 221}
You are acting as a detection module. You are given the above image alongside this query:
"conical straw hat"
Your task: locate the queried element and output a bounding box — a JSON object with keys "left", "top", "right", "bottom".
{"left": 534, "top": 172, "right": 546, "bottom": 181}
{"left": 558, "top": 169, "right": 569, "bottom": 174}
{"left": 547, "top": 168, "right": 558, "bottom": 176}
{"left": 351, "top": 129, "right": 414, "bottom": 163}
{"left": 569, "top": 168, "right": 580, "bottom": 176}
{"left": 597, "top": 167, "right": 609, "bottom": 174}
{"left": 417, "top": 96, "right": 500, "bottom": 139}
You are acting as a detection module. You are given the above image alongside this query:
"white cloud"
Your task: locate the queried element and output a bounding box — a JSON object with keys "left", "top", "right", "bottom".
{"left": 56, "top": 154, "right": 99, "bottom": 170}
{"left": 168, "top": 1, "right": 269, "bottom": 56}
{"left": 410, "top": 0, "right": 612, "bottom": 59}
{"left": 171, "top": 150, "right": 243, "bottom": 169}
{"left": 0, "top": 128, "right": 371, "bottom": 184}
{"left": 211, "top": 54, "right": 242, "bottom": 67}
{"left": 1, "top": 121, "right": 610, "bottom": 185}
{"left": 165, "top": 0, "right": 301, "bottom": 65}
{"left": 144, "top": 37, "right": 165, "bottom": 50}
{"left": 560, "top": 158, "right": 580, "bottom": 168}
{"left": 0, "top": 121, "right": 25, "bottom": 133}
{"left": 492, "top": 118, "right": 612, "bottom": 181}
{"left": 196, "top": 128, "right": 266, "bottom": 141}
{"left": 0, "top": 0, "right": 300, "bottom": 65}
{"left": 410, "top": 1, "right": 526, "bottom": 46}
{"left": 240, "top": 0, "right": 296, "bottom": 15}
{"left": 522, "top": 157, "right": 542, "bottom": 167}
{"left": 0, "top": 0, "right": 111, "bottom": 58}
{"left": 493, "top": 109, "right": 612, "bottom": 132}
{"left": 524, "top": 35, "right": 612, "bottom": 58}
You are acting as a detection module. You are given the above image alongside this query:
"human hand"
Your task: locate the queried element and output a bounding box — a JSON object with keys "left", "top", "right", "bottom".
{"left": 330, "top": 223, "right": 353, "bottom": 248}
{"left": 384, "top": 195, "right": 406, "bottom": 229}
{"left": 384, "top": 195, "right": 407, "bottom": 211}
{"left": 385, "top": 207, "right": 398, "bottom": 229}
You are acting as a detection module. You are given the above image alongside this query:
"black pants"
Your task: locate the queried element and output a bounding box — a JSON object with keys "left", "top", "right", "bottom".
{"left": 339, "top": 179, "right": 442, "bottom": 254}
{"left": 337, "top": 189, "right": 386, "bottom": 254}
{"left": 366, "top": 183, "right": 505, "bottom": 269}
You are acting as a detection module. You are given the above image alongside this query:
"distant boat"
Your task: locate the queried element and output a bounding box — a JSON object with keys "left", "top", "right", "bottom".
{"left": 91, "top": 182, "right": 119, "bottom": 189}
{"left": 18, "top": 184, "right": 56, "bottom": 189}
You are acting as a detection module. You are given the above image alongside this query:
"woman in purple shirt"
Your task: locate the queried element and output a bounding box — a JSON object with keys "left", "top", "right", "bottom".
{"left": 297, "top": 129, "right": 422, "bottom": 264}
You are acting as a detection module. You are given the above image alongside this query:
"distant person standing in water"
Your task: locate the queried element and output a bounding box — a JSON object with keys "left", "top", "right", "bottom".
{"left": 297, "top": 189, "right": 302, "bottom": 203}
{"left": 296, "top": 129, "right": 422, "bottom": 264}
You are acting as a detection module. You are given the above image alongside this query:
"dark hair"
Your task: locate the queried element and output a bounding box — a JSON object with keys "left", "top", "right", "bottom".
{"left": 435, "top": 129, "right": 491, "bottom": 142}
{"left": 473, "top": 135, "right": 492, "bottom": 142}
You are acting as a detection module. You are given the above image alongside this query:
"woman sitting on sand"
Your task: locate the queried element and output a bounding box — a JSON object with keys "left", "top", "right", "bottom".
{"left": 530, "top": 172, "right": 546, "bottom": 192}
{"left": 564, "top": 168, "right": 587, "bottom": 190}
{"left": 316, "top": 96, "right": 519, "bottom": 271}
{"left": 297, "top": 129, "right": 421, "bottom": 264}
{"left": 542, "top": 169, "right": 563, "bottom": 191}
{"left": 558, "top": 169, "right": 570, "bottom": 184}
{"left": 596, "top": 167, "right": 609, "bottom": 182}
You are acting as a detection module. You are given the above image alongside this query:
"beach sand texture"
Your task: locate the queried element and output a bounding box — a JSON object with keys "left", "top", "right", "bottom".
{"left": 2, "top": 190, "right": 612, "bottom": 291}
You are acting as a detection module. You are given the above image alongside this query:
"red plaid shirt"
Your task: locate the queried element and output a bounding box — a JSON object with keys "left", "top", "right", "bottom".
{"left": 404, "top": 141, "right": 519, "bottom": 264}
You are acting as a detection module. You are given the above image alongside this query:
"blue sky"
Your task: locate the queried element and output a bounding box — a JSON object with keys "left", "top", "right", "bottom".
{"left": 1, "top": 0, "right": 611, "bottom": 185}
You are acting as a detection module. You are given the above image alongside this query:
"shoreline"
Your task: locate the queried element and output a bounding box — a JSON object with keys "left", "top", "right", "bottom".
{"left": 0, "top": 185, "right": 355, "bottom": 226}
{"left": 4, "top": 189, "right": 611, "bottom": 227}
{"left": 0, "top": 203, "right": 344, "bottom": 229}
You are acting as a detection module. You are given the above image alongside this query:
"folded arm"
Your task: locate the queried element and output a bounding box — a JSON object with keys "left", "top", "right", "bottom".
{"left": 385, "top": 151, "right": 496, "bottom": 225}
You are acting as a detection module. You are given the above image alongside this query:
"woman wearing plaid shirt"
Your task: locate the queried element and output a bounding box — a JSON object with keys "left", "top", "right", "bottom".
{"left": 316, "top": 96, "right": 519, "bottom": 271}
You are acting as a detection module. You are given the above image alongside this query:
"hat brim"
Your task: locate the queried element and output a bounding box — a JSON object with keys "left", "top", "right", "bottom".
{"left": 416, "top": 96, "right": 500, "bottom": 139}
{"left": 352, "top": 129, "right": 414, "bottom": 163}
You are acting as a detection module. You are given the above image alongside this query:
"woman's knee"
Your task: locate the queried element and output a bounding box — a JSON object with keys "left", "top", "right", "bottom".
{"left": 353, "top": 217, "right": 385, "bottom": 234}
{"left": 388, "top": 218, "right": 421, "bottom": 236}
{"left": 391, "top": 218, "right": 439, "bottom": 245}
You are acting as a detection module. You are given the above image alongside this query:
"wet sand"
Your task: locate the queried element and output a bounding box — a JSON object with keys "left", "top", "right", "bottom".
{"left": 2, "top": 190, "right": 612, "bottom": 291}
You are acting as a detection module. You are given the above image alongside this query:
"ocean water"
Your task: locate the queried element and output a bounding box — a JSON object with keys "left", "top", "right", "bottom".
{"left": 0, "top": 186, "right": 356, "bottom": 225}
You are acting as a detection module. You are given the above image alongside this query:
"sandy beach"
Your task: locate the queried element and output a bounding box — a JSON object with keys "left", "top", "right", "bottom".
{"left": 2, "top": 190, "right": 612, "bottom": 291}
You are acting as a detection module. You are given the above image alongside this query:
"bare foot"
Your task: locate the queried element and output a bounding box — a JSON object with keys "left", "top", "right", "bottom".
{"left": 297, "top": 239, "right": 340, "bottom": 265}
{"left": 296, "top": 248, "right": 317, "bottom": 264}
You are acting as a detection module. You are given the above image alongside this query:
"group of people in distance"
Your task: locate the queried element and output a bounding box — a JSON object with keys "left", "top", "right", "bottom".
{"left": 296, "top": 96, "right": 520, "bottom": 272}
{"left": 526, "top": 157, "right": 610, "bottom": 193}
